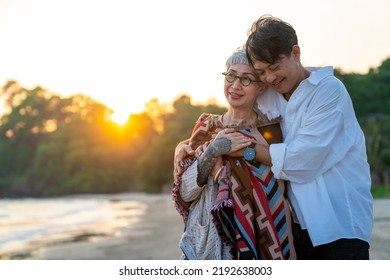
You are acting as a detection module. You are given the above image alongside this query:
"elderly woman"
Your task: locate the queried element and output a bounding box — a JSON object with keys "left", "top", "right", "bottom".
{"left": 172, "top": 48, "right": 296, "bottom": 260}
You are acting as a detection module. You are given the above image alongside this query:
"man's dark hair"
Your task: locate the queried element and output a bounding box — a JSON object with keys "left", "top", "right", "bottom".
{"left": 245, "top": 15, "right": 298, "bottom": 66}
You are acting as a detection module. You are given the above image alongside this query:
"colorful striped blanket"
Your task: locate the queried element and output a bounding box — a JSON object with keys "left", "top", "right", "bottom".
{"left": 172, "top": 113, "right": 295, "bottom": 260}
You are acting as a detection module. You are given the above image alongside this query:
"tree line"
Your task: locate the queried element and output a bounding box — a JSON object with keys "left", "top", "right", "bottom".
{"left": 1, "top": 58, "right": 389, "bottom": 197}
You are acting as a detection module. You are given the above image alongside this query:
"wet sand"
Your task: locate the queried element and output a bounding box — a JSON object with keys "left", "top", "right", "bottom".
{"left": 2, "top": 193, "right": 389, "bottom": 260}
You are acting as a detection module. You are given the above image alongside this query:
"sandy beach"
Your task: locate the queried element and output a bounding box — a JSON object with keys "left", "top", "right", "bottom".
{"left": 1, "top": 193, "right": 389, "bottom": 260}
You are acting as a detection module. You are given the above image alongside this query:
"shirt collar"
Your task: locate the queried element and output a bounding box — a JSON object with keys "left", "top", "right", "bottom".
{"left": 305, "top": 66, "right": 334, "bottom": 86}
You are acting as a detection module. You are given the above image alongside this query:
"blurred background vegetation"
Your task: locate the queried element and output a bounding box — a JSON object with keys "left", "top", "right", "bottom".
{"left": 1, "top": 58, "right": 389, "bottom": 198}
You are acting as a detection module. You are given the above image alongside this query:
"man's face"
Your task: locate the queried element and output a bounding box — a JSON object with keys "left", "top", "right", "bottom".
{"left": 251, "top": 47, "right": 301, "bottom": 100}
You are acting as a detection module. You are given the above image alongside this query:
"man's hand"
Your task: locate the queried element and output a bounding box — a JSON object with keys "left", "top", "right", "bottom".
{"left": 173, "top": 140, "right": 194, "bottom": 184}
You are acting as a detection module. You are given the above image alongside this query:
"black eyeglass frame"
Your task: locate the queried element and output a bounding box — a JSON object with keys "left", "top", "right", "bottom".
{"left": 222, "top": 71, "right": 262, "bottom": 87}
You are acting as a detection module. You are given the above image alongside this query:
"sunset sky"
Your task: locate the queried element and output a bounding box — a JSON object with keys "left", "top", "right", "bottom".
{"left": 1, "top": 0, "right": 389, "bottom": 123}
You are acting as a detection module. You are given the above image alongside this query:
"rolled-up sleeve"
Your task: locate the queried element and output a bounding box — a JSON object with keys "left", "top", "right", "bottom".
{"left": 270, "top": 143, "right": 287, "bottom": 180}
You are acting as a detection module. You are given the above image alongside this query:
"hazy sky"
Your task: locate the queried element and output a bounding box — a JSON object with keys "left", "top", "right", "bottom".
{"left": 1, "top": 0, "right": 389, "bottom": 123}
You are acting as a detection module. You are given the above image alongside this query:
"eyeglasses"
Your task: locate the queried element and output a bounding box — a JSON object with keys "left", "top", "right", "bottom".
{"left": 222, "top": 71, "right": 261, "bottom": 87}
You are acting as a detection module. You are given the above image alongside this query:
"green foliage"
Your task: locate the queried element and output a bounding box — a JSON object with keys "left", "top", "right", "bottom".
{"left": 336, "top": 58, "right": 390, "bottom": 119}
{"left": 371, "top": 185, "right": 390, "bottom": 199}
{"left": 361, "top": 115, "right": 390, "bottom": 185}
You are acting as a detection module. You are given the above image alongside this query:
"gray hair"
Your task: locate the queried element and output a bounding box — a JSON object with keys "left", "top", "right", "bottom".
{"left": 225, "top": 48, "right": 249, "bottom": 70}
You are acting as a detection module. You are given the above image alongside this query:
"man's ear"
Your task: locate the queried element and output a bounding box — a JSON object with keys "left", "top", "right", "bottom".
{"left": 258, "top": 82, "right": 268, "bottom": 94}
{"left": 291, "top": 45, "right": 301, "bottom": 61}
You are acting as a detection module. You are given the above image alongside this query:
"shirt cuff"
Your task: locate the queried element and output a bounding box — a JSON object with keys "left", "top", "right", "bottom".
{"left": 270, "top": 143, "right": 287, "bottom": 180}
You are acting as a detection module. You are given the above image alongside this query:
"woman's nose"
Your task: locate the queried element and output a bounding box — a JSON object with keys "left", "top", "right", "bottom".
{"left": 233, "top": 78, "right": 242, "bottom": 88}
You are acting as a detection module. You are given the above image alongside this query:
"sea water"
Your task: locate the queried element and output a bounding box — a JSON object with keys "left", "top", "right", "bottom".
{"left": 0, "top": 193, "right": 147, "bottom": 258}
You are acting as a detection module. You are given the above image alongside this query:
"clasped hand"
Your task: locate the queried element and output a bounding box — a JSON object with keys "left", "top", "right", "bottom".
{"left": 173, "top": 128, "right": 253, "bottom": 184}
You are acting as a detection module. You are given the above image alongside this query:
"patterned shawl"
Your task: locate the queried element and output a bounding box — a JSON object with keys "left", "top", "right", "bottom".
{"left": 172, "top": 113, "right": 294, "bottom": 260}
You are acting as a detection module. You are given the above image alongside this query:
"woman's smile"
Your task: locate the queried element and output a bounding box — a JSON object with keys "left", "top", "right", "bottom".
{"left": 229, "top": 92, "right": 243, "bottom": 99}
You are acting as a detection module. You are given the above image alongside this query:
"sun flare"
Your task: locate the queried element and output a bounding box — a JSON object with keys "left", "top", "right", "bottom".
{"left": 110, "top": 111, "right": 130, "bottom": 125}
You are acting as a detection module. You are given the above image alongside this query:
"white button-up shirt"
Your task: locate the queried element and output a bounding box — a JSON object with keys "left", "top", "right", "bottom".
{"left": 256, "top": 66, "right": 373, "bottom": 246}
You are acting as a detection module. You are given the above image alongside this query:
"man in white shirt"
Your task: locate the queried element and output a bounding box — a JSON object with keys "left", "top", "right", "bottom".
{"left": 243, "top": 15, "right": 373, "bottom": 259}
